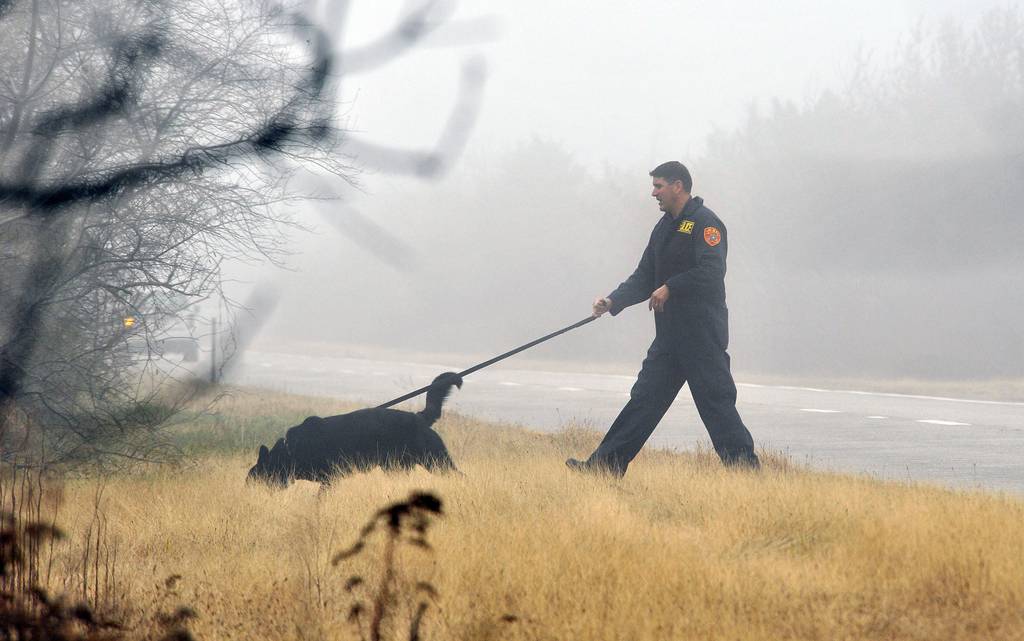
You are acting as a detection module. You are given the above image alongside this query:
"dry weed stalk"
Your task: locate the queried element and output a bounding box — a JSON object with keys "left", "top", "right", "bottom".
{"left": 1, "top": 463, "right": 62, "bottom": 598}
{"left": 1, "top": 468, "right": 119, "bottom": 638}
{"left": 76, "top": 484, "right": 120, "bottom": 615}
{"left": 332, "top": 492, "right": 444, "bottom": 641}
{"left": 0, "top": 465, "right": 196, "bottom": 641}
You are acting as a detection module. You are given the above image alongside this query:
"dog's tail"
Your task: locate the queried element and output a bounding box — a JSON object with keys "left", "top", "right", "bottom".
{"left": 418, "top": 372, "right": 463, "bottom": 425}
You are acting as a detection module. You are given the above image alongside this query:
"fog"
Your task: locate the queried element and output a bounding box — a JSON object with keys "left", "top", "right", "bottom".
{"left": 236, "top": 1, "right": 1024, "bottom": 381}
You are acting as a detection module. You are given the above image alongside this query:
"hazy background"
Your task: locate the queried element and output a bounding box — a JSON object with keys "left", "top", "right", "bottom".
{"left": 231, "top": 0, "right": 1024, "bottom": 381}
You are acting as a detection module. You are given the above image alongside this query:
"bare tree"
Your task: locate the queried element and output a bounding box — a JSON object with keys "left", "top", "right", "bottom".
{"left": 0, "top": 0, "right": 486, "bottom": 466}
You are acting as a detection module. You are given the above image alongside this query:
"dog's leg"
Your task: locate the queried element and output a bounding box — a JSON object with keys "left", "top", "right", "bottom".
{"left": 425, "top": 455, "right": 460, "bottom": 475}
{"left": 419, "top": 431, "right": 459, "bottom": 474}
{"left": 317, "top": 481, "right": 331, "bottom": 499}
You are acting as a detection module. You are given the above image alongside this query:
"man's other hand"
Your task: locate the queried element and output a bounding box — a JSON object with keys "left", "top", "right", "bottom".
{"left": 592, "top": 297, "right": 612, "bottom": 317}
{"left": 649, "top": 285, "right": 670, "bottom": 312}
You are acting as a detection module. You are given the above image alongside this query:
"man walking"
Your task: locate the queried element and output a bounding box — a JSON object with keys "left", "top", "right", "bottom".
{"left": 567, "top": 161, "right": 759, "bottom": 476}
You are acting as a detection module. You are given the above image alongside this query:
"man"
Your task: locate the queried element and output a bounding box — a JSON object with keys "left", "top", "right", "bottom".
{"left": 567, "top": 161, "right": 759, "bottom": 476}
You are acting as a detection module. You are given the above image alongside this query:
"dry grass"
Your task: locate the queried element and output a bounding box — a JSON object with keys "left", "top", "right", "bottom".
{"left": 30, "top": 387, "right": 1024, "bottom": 641}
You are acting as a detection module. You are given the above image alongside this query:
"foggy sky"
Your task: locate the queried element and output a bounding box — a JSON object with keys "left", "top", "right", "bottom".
{"left": 339, "top": 0, "right": 1003, "bottom": 168}
{"left": 228, "top": 1, "right": 1024, "bottom": 380}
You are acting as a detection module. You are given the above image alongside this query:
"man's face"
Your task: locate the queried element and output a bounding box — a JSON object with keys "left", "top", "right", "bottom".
{"left": 651, "top": 177, "right": 686, "bottom": 215}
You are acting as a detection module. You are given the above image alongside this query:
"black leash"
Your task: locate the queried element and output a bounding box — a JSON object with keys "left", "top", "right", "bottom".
{"left": 376, "top": 315, "right": 600, "bottom": 409}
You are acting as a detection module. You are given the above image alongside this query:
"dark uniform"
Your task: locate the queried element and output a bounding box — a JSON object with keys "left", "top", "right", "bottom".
{"left": 585, "top": 195, "right": 759, "bottom": 475}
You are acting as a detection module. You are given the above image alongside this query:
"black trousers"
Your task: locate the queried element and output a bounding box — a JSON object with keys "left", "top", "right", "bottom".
{"left": 586, "top": 342, "right": 759, "bottom": 475}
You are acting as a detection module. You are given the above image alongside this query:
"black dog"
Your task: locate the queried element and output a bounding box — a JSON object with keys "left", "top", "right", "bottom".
{"left": 248, "top": 372, "right": 462, "bottom": 487}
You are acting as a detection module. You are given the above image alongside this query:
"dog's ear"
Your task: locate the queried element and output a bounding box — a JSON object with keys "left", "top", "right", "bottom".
{"left": 269, "top": 438, "right": 288, "bottom": 464}
{"left": 257, "top": 444, "right": 269, "bottom": 464}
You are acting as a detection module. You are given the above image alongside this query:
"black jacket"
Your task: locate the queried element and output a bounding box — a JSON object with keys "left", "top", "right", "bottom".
{"left": 607, "top": 196, "right": 730, "bottom": 356}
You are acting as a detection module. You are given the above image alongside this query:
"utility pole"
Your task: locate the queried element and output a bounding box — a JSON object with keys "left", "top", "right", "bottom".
{"left": 210, "top": 317, "right": 218, "bottom": 384}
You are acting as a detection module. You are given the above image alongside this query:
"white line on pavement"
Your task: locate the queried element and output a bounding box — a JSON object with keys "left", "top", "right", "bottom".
{"left": 739, "top": 383, "right": 1024, "bottom": 407}
{"left": 917, "top": 419, "right": 972, "bottom": 426}
{"left": 866, "top": 415, "right": 889, "bottom": 419}
{"left": 800, "top": 408, "right": 842, "bottom": 413}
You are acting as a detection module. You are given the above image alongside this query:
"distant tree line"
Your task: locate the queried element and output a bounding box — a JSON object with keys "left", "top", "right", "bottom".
{"left": 304, "top": 9, "right": 1023, "bottom": 380}
{"left": 700, "top": 8, "right": 1024, "bottom": 377}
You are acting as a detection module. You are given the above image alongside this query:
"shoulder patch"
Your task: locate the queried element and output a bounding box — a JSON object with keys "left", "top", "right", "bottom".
{"left": 677, "top": 220, "right": 694, "bottom": 234}
{"left": 703, "top": 226, "right": 721, "bottom": 247}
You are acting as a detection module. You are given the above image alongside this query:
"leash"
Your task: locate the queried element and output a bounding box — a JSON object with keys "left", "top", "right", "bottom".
{"left": 376, "top": 315, "right": 600, "bottom": 409}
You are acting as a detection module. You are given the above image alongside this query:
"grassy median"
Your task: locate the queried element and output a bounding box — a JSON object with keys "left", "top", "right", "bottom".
{"left": 13, "top": 386, "right": 1024, "bottom": 641}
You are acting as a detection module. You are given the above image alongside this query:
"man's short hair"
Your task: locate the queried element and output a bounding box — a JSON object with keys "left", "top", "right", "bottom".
{"left": 649, "top": 161, "right": 692, "bottom": 192}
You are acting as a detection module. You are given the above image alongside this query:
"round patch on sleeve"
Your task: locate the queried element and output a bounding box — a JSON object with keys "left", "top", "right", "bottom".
{"left": 703, "top": 226, "right": 722, "bottom": 246}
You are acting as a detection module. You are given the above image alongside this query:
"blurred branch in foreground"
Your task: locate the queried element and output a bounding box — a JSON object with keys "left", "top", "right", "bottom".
{"left": 0, "top": 0, "right": 489, "bottom": 467}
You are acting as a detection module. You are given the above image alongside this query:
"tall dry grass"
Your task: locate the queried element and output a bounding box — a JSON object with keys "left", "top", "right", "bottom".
{"left": 22, "top": 387, "right": 1024, "bottom": 640}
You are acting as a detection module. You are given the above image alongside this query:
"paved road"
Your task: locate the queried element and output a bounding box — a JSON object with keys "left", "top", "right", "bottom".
{"left": 224, "top": 350, "right": 1024, "bottom": 494}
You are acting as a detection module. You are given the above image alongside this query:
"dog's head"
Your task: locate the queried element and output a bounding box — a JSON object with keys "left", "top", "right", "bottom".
{"left": 247, "top": 438, "right": 292, "bottom": 488}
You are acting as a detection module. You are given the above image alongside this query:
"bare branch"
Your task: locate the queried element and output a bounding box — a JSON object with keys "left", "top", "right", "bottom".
{"left": 343, "top": 56, "right": 486, "bottom": 178}
{"left": 336, "top": 0, "right": 454, "bottom": 74}
{"left": 0, "top": 0, "right": 492, "bottom": 467}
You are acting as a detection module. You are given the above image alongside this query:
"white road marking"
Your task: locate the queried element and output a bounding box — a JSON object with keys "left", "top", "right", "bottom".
{"left": 737, "top": 383, "right": 1024, "bottom": 407}
{"left": 866, "top": 415, "right": 889, "bottom": 420}
{"left": 800, "top": 408, "right": 841, "bottom": 413}
{"left": 259, "top": 362, "right": 273, "bottom": 368}
{"left": 558, "top": 387, "right": 584, "bottom": 392}
{"left": 776, "top": 386, "right": 831, "bottom": 393}
{"left": 499, "top": 381, "right": 522, "bottom": 387}
{"left": 917, "top": 419, "right": 972, "bottom": 426}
